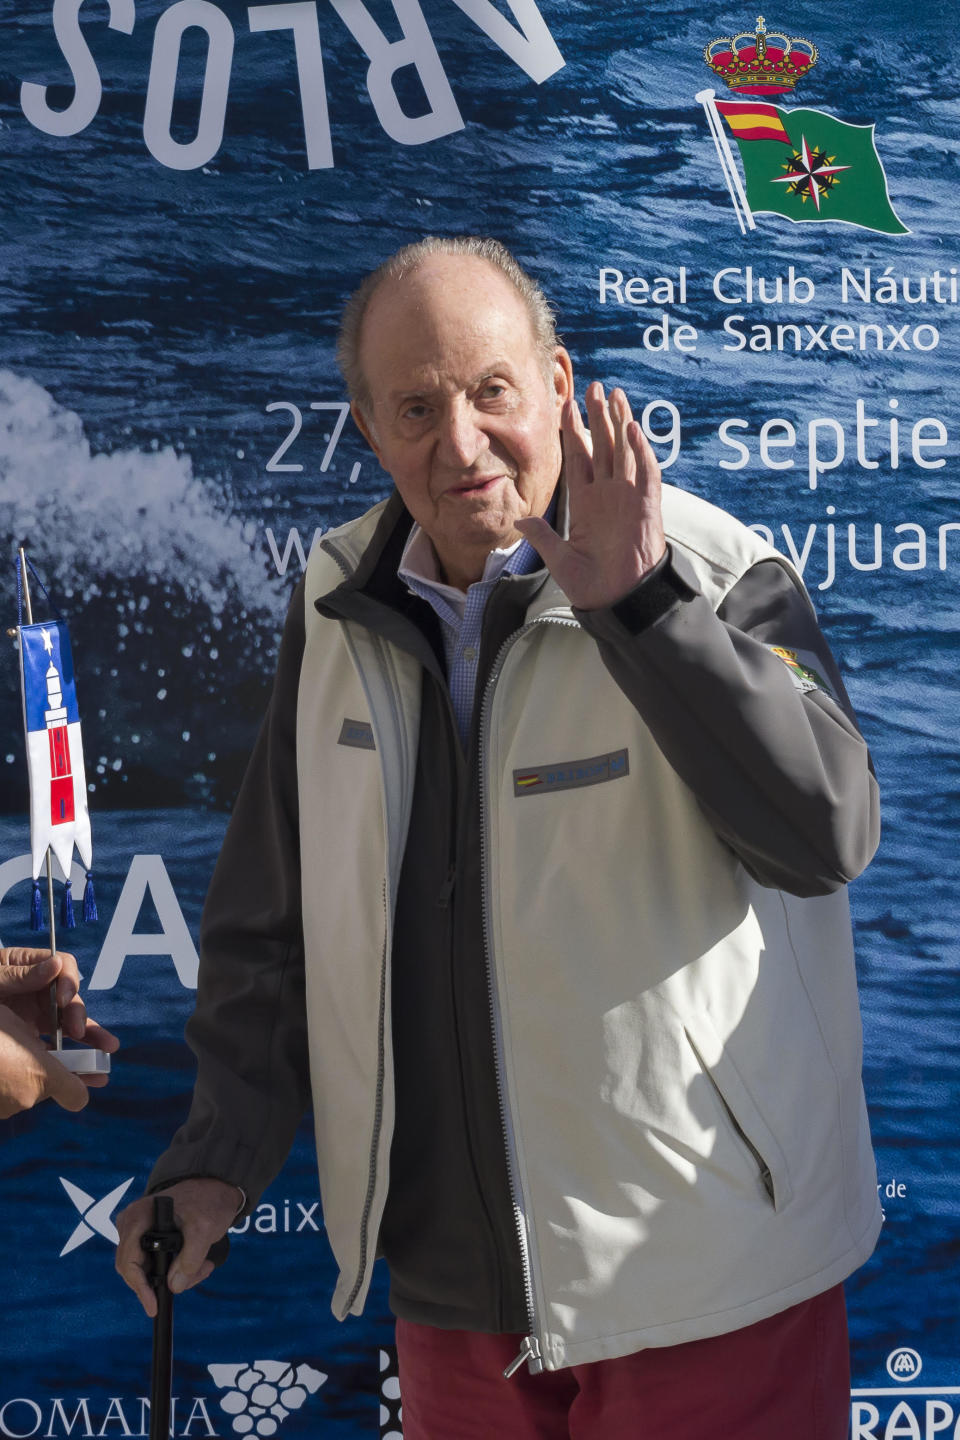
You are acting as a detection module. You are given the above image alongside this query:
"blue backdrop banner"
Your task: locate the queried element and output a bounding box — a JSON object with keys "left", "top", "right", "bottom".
{"left": 1, "top": 2, "right": 958, "bottom": 1436}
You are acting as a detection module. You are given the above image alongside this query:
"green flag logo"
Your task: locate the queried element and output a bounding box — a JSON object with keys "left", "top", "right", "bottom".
{"left": 697, "top": 17, "right": 908, "bottom": 235}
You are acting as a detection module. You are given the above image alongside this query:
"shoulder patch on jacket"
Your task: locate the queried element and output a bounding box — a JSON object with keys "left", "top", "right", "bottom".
{"left": 337, "top": 718, "right": 376, "bottom": 750}
{"left": 767, "top": 646, "right": 837, "bottom": 702}
{"left": 513, "top": 749, "right": 629, "bottom": 797}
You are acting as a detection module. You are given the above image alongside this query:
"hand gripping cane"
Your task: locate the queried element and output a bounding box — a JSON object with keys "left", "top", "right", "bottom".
{"left": 141, "top": 1196, "right": 230, "bottom": 1440}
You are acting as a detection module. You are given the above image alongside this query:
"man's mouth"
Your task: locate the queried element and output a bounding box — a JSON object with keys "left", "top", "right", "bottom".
{"left": 446, "top": 474, "right": 508, "bottom": 496}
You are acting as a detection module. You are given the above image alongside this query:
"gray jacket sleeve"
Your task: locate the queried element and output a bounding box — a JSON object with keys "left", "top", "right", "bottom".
{"left": 147, "top": 582, "right": 310, "bottom": 1211}
{"left": 576, "top": 549, "right": 880, "bottom": 897}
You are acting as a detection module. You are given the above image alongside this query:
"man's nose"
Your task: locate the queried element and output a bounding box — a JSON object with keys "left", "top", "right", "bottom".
{"left": 437, "top": 398, "right": 487, "bottom": 468}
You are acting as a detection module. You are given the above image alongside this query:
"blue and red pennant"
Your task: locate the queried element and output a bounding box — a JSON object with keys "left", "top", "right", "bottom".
{"left": 18, "top": 619, "right": 93, "bottom": 893}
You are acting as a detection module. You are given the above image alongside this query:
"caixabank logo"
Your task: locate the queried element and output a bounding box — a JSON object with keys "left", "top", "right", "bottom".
{"left": 55, "top": 1173, "right": 324, "bottom": 1256}
{"left": 851, "top": 1347, "right": 960, "bottom": 1438}
{"left": 696, "top": 15, "right": 907, "bottom": 235}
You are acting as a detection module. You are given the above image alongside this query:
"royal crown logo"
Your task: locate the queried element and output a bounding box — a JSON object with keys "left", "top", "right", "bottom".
{"left": 704, "top": 15, "right": 817, "bottom": 95}
{"left": 695, "top": 18, "right": 907, "bottom": 235}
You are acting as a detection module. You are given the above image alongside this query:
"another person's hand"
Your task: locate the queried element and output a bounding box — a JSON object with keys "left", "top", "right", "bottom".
{"left": 0, "top": 948, "right": 119, "bottom": 1117}
{"left": 0, "top": 1004, "right": 90, "bottom": 1116}
{"left": 116, "top": 1178, "right": 242, "bottom": 1318}
{"left": 516, "top": 382, "right": 666, "bottom": 610}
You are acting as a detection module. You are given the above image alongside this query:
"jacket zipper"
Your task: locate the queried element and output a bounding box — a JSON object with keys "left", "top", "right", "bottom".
{"left": 321, "top": 536, "right": 575, "bottom": 1341}
{"left": 478, "top": 611, "right": 580, "bottom": 1378}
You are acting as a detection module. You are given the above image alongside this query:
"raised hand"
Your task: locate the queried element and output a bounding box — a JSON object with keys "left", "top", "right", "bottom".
{"left": 516, "top": 382, "right": 666, "bottom": 611}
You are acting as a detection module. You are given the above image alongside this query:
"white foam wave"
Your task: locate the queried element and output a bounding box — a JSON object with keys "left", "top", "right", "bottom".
{"left": 0, "top": 370, "right": 282, "bottom": 617}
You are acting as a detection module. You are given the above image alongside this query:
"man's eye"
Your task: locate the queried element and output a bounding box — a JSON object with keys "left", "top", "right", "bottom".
{"left": 402, "top": 404, "right": 429, "bottom": 420}
{"left": 480, "top": 383, "right": 506, "bottom": 399}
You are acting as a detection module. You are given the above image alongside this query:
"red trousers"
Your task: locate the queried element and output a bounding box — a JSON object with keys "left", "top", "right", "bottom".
{"left": 395, "top": 1285, "right": 849, "bottom": 1439}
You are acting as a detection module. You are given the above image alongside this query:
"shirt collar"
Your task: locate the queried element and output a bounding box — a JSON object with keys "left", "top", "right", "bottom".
{"left": 398, "top": 494, "right": 556, "bottom": 599}
{"left": 398, "top": 520, "right": 549, "bottom": 621}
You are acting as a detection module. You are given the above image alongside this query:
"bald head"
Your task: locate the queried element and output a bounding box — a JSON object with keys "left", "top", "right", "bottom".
{"left": 337, "top": 236, "right": 559, "bottom": 417}
{"left": 356, "top": 253, "right": 542, "bottom": 421}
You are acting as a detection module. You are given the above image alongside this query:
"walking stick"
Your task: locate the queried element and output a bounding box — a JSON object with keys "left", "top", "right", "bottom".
{"left": 140, "top": 1195, "right": 230, "bottom": 1440}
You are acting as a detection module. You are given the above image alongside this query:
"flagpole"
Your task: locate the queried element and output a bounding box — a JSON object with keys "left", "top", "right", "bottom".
{"left": 695, "top": 89, "right": 756, "bottom": 233}
{"left": 18, "top": 545, "right": 62, "bottom": 1053}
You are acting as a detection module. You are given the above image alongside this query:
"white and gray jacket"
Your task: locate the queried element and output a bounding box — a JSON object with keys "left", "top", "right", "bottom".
{"left": 150, "top": 481, "right": 882, "bottom": 1372}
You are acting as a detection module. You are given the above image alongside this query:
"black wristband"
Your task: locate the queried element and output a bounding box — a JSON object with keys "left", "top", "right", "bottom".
{"left": 608, "top": 548, "right": 697, "bottom": 635}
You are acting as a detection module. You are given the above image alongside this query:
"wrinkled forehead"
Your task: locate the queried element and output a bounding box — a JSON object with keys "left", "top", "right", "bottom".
{"left": 358, "top": 255, "right": 540, "bottom": 396}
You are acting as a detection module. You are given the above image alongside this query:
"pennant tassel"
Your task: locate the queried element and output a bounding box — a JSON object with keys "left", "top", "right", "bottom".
{"left": 30, "top": 878, "right": 43, "bottom": 931}
{"left": 82, "top": 870, "right": 98, "bottom": 923}
{"left": 60, "top": 877, "right": 76, "bottom": 929}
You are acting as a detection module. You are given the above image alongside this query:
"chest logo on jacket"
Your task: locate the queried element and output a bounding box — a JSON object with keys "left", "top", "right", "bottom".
{"left": 513, "top": 749, "right": 629, "bottom": 797}
{"left": 337, "top": 718, "right": 376, "bottom": 750}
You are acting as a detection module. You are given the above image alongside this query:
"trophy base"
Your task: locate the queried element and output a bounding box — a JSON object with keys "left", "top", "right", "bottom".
{"left": 54, "top": 1050, "right": 112, "bottom": 1075}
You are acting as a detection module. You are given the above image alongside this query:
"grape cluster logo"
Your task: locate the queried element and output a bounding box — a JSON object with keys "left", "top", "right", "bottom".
{"left": 696, "top": 15, "right": 907, "bottom": 234}
{"left": 207, "top": 1362, "right": 327, "bottom": 1436}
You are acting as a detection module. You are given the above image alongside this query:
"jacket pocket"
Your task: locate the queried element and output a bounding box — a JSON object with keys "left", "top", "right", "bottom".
{"left": 683, "top": 1022, "right": 793, "bottom": 1212}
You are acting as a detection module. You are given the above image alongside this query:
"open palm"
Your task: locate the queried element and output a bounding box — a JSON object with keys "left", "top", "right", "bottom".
{"left": 517, "top": 382, "right": 666, "bottom": 611}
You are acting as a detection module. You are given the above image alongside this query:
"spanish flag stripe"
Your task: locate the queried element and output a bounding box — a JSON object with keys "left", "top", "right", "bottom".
{"left": 715, "top": 100, "right": 792, "bottom": 144}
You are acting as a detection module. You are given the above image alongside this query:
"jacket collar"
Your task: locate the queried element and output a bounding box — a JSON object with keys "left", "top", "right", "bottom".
{"left": 316, "top": 482, "right": 570, "bottom": 624}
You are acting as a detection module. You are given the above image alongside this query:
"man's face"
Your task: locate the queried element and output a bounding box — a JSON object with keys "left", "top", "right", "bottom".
{"left": 352, "top": 254, "right": 572, "bottom": 590}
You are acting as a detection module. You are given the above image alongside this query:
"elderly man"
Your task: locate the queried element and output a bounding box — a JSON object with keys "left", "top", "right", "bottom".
{"left": 117, "top": 237, "right": 880, "bottom": 1439}
{"left": 0, "top": 947, "right": 118, "bottom": 1115}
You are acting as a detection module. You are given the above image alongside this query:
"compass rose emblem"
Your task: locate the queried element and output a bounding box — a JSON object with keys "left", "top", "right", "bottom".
{"left": 772, "top": 134, "right": 850, "bottom": 210}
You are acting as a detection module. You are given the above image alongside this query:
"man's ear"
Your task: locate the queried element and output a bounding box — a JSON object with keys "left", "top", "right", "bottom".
{"left": 351, "top": 400, "right": 381, "bottom": 462}
{"left": 553, "top": 347, "right": 574, "bottom": 407}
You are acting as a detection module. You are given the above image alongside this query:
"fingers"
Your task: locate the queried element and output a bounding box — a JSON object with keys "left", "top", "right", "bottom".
{"left": 53, "top": 951, "right": 82, "bottom": 1011}
{"left": 116, "top": 1179, "right": 240, "bottom": 1317}
{"left": 627, "top": 421, "right": 667, "bottom": 571}
{"left": 0, "top": 949, "right": 79, "bottom": 1037}
{"left": 560, "top": 396, "right": 593, "bottom": 490}
{"left": 584, "top": 382, "right": 616, "bottom": 480}
{"left": 0, "top": 1008, "right": 53, "bottom": 1116}
{"left": 0, "top": 950, "right": 117, "bottom": 1050}
{"left": 627, "top": 419, "right": 664, "bottom": 505}
{"left": 0, "top": 950, "right": 60, "bottom": 996}
{"left": 53, "top": 959, "right": 118, "bottom": 1051}
{"left": 78, "top": 1017, "right": 121, "bottom": 1053}
{"left": 170, "top": 1215, "right": 221, "bottom": 1294}
{"left": 52, "top": 954, "right": 91, "bottom": 1041}
{"left": 611, "top": 391, "right": 638, "bottom": 487}
{"left": 570, "top": 386, "right": 644, "bottom": 487}
{"left": 116, "top": 1196, "right": 161, "bottom": 1319}
{"left": 43, "top": 1050, "right": 91, "bottom": 1113}
{"left": 0, "top": 1005, "right": 89, "bottom": 1115}
{"left": 170, "top": 1254, "right": 215, "bottom": 1295}
{"left": 166, "top": 1179, "right": 239, "bottom": 1292}
{"left": 514, "top": 514, "right": 566, "bottom": 570}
